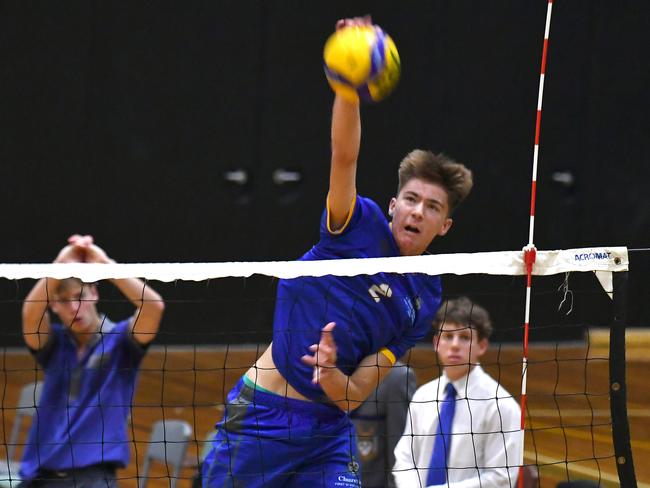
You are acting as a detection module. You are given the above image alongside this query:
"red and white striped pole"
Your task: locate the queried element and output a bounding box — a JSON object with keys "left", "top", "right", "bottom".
{"left": 519, "top": 1, "right": 553, "bottom": 486}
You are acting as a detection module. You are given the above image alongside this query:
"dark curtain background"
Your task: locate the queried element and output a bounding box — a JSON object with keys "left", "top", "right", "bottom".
{"left": 1, "top": 1, "right": 648, "bottom": 345}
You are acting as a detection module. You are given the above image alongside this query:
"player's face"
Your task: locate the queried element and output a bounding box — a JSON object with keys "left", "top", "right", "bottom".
{"left": 51, "top": 283, "right": 100, "bottom": 336}
{"left": 389, "top": 178, "right": 453, "bottom": 256}
{"left": 434, "top": 322, "right": 488, "bottom": 381}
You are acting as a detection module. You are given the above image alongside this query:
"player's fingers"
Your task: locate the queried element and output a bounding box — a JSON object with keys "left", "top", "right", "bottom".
{"left": 320, "top": 335, "right": 334, "bottom": 350}
{"left": 317, "top": 344, "right": 334, "bottom": 357}
{"left": 320, "top": 323, "right": 336, "bottom": 347}
{"left": 347, "top": 15, "right": 372, "bottom": 27}
{"left": 360, "top": 15, "right": 372, "bottom": 25}
{"left": 320, "top": 322, "right": 336, "bottom": 337}
{"left": 313, "top": 366, "right": 320, "bottom": 384}
{"left": 79, "top": 235, "right": 94, "bottom": 247}
{"left": 301, "top": 354, "right": 316, "bottom": 367}
{"left": 70, "top": 236, "right": 89, "bottom": 248}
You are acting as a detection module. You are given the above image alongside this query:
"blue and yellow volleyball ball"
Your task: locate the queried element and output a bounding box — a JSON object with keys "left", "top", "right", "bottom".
{"left": 323, "top": 24, "right": 401, "bottom": 103}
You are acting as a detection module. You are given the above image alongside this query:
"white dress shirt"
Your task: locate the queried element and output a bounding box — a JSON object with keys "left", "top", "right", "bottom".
{"left": 393, "top": 365, "right": 522, "bottom": 488}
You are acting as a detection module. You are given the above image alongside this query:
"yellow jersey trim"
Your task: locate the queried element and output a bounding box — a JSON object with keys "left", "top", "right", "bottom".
{"left": 379, "top": 347, "right": 396, "bottom": 365}
{"left": 326, "top": 193, "right": 357, "bottom": 235}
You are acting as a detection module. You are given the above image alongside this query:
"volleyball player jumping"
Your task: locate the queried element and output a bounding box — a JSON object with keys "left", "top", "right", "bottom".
{"left": 202, "top": 19, "right": 473, "bottom": 488}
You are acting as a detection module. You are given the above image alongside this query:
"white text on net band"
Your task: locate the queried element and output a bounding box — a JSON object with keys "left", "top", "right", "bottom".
{"left": 0, "top": 247, "right": 628, "bottom": 282}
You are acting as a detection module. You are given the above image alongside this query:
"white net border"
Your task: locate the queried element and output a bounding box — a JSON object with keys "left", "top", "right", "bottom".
{"left": 0, "top": 246, "right": 628, "bottom": 282}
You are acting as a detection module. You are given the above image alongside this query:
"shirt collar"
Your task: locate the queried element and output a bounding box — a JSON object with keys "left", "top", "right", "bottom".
{"left": 441, "top": 364, "right": 484, "bottom": 398}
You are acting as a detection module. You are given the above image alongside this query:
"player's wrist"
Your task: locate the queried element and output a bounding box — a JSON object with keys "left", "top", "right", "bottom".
{"left": 317, "top": 363, "right": 338, "bottom": 381}
{"left": 335, "top": 92, "right": 360, "bottom": 106}
{"left": 319, "top": 367, "right": 355, "bottom": 399}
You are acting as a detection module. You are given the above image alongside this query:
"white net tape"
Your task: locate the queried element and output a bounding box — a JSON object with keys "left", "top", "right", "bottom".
{"left": 0, "top": 246, "right": 628, "bottom": 282}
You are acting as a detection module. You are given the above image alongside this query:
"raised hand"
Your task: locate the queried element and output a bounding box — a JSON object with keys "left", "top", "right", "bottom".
{"left": 53, "top": 234, "right": 93, "bottom": 263}
{"left": 301, "top": 322, "right": 338, "bottom": 384}
{"left": 53, "top": 244, "right": 85, "bottom": 264}
{"left": 66, "top": 234, "right": 113, "bottom": 264}
{"left": 336, "top": 15, "right": 372, "bottom": 30}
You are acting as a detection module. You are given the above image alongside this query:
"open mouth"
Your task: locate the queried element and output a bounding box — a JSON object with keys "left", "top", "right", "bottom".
{"left": 405, "top": 225, "right": 420, "bottom": 234}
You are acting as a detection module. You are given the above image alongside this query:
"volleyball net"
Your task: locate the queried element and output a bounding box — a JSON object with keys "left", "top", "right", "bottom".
{"left": 0, "top": 246, "right": 637, "bottom": 487}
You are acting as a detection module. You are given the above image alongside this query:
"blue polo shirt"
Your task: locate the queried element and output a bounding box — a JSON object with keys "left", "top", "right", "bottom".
{"left": 272, "top": 195, "right": 442, "bottom": 403}
{"left": 20, "top": 318, "right": 146, "bottom": 480}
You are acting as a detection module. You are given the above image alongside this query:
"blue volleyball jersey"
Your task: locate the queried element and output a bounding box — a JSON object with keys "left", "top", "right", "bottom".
{"left": 20, "top": 318, "right": 145, "bottom": 481}
{"left": 272, "top": 195, "right": 442, "bottom": 403}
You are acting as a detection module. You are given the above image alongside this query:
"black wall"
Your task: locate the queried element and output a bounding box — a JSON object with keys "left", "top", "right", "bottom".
{"left": 1, "top": 1, "right": 648, "bottom": 345}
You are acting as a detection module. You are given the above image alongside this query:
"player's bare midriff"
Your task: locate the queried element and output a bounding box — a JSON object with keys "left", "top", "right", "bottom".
{"left": 245, "top": 343, "right": 311, "bottom": 401}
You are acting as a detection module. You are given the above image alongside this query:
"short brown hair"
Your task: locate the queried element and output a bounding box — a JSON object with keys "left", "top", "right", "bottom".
{"left": 433, "top": 296, "right": 493, "bottom": 341}
{"left": 54, "top": 278, "right": 94, "bottom": 295}
{"left": 397, "top": 150, "right": 473, "bottom": 213}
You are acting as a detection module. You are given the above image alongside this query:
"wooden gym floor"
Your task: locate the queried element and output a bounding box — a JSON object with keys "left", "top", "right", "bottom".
{"left": 1, "top": 343, "right": 648, "bottom": 488}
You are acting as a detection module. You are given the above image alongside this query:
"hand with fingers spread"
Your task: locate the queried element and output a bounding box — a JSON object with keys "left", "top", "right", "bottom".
{"left": 301, "top": 322, "right": 338, "bottom": 384}
{"left": 300, "top": 321, "right": 395, "bottom": 412}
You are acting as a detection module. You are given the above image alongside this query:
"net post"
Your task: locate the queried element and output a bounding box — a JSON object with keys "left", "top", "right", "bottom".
{"left": 609, "top": 271, "right": 637, "bottom": 487}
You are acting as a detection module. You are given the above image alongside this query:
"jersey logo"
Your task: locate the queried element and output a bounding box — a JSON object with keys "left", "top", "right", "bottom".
{"left": 347, "top": 459, "right": 360, "bottom": 473}
{"left": 403, "top": 297, "right": 416, "bottom": 326}
{"left": 368, "top": 283, "right": 392, "bottom": 303}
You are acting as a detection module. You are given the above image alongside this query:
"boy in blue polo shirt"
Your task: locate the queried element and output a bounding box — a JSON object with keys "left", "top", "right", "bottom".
{"left": 19, "top": 234, "right": 165, "bottom": 488}
{"left": 202, "top": 17, "right": 473, "bottom": 488}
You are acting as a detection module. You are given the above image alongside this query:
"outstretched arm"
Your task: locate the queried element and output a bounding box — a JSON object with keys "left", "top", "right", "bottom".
{"left": 327, "top": 16, "right": 372, "bottom": 232}
{"left": 328, "top": 95, "right": 360, "bottom": 232}
{"left": 301, "top": 322, "right": 393, "bottom": 412}
{"left": 74, "top": 235, "right": 165, "bottom": 345}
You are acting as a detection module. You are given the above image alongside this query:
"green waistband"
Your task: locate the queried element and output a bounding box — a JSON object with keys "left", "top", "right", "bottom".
{"left": 242, "top": 374, "right": 274, "bottom": 395}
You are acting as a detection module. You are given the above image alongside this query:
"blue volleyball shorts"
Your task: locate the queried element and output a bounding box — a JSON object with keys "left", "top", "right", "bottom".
{"left": 202, "top": 377, "right": 362, "bottom": 488}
